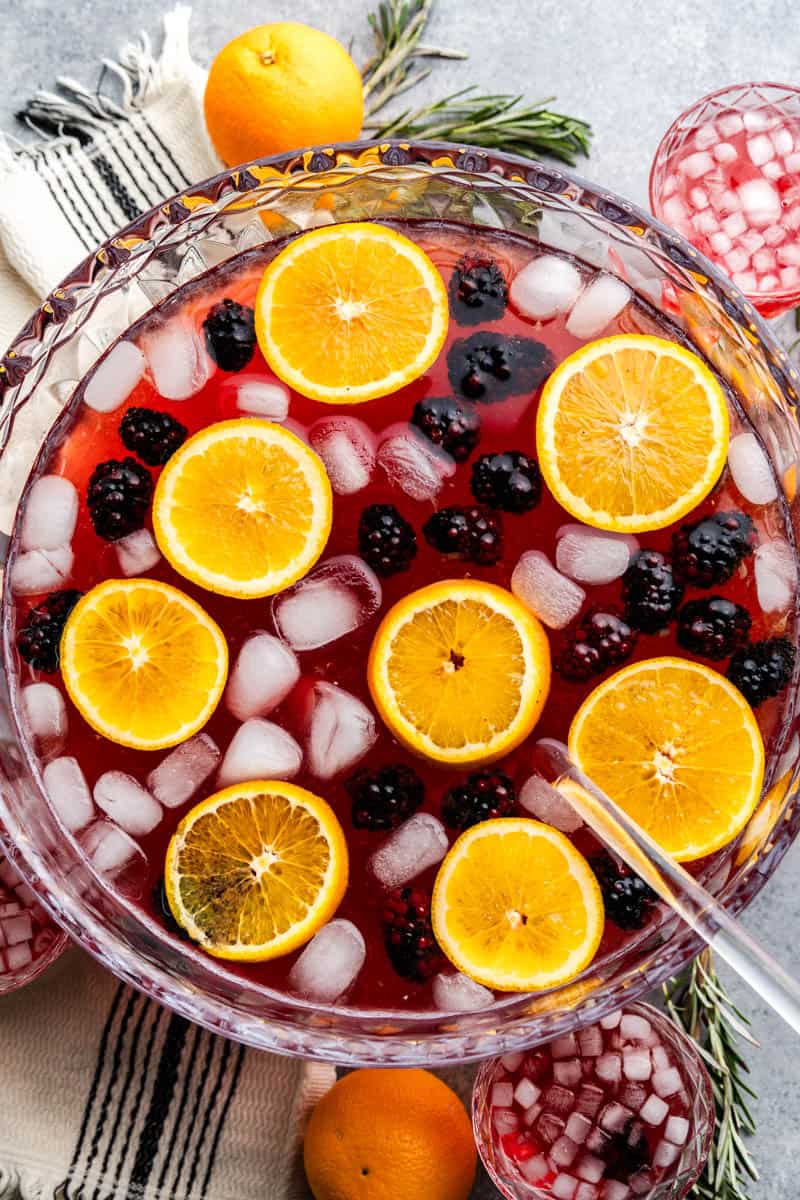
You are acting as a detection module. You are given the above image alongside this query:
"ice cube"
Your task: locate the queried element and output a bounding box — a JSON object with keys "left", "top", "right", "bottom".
{"left": 225, "top": 633, "right": 300, "bottom": 721}
{"left": 665, "top": 1115, "right": 689, "bottom": 1145}
{"left": 600, "top": 1011, "right": 622, "bottom": 1029}
{"left": 602, "top": 1183, "right": 631, "bottom": 1200}
{"left": 218, "top": 719, "right": 302, "bottom": 787}
{"left": 493, "top": 1108, "right": 519, "bottom": 1135}
{"left": 661, "top": 174, "right": 678, "bottom": 198}
{"left": 515, "top": 1078, "right": 542, "bottom": 1109}
{"left": 786, "top": 151, "right": 800, "bottom": 173}
{"left": 760, "top": 273, "right": 781, "bottom": 290}
{"left": 43, "top": 756, "right": 94, "bottom": 832}
{"left": 576, "top": 1155, "right": 605, "bottom": 1183}
{"left": 288, "top": 919, "right": 366, "bottom": 1002}
{"left": 652, "top": 1067, "right": 682, "bottom": 1098}
{"left": 519, "top": 775, "right": 582, "bottom": 834}
{"left": 551, "top": 1033, "right": 578, "bottom": 1058}
{"left": 21, "top": 683, "right": 68, "bottom": 754}
{"left": 2, "top": 914, "right": 32, "bottom": 945}
{"left": 551, "top": 1136, "right": 579, "bottom": 1168}
{"left": 651, "top": 1045, "right": 671, "bottom": 1073}
{"left": 544, "top": 1085, "right": 575, "bottom": 1115}
{"left": 693, "top": 122, "right": 718, "bottom": 150}
{"left": 147, "top": 733, "right": 220, "bottom": 808}
{"left": 555, "top": 524, "right": 636, "bottom": 585}
{"left": 780, "top": 265, "right": 800, "bottom": 288}
{"left": 619, "top": 1083, "right": 648, "bottom": 1111}
{"left": 509, "top": 254, "right": 583, "bottom": 320}
{"left": 689, "top": 187, "right": 709, "bottom": 211}
{"left": 575, "top": 1185, "right": 599, "bottom": 1200}
{"left": 662, "top": 197, "right": 689, "bottom": 227}
{"left": 370, "top": 813, "right": 448, "bottom": 888}
{"left": 692, "top": 209, "right": 719, "bottom": 235}
{"left": 620, "top": 1013, "right": 652, "bottom": 1041}
{"left": 5, "top": 943, "right": 33, "bottom": 971}
{"left": 709, "top": 231, "right": 733, "bottom": 255}
{"left": 234, "top": 379, "right": 290, "bottom": 419}
{"left": 713, "top": 142, "right": 737, "bottom": 164}
{"left": 524, "top": 1103, "right": 543, "bottom": 1127}
{"left": 93, "top": 771, "right": 162, "bottom": 835}
{"left": 309, "top": 417, "right": 377, "bottom": 495}
{"left": 725, "top": 246, "right": 750, "bottom": 274}
{"left": 511, "top": 551, "right": 585, "bottom": 630}
{"left": 552, "top": 1174, "right": 578, "bottom": 1200}
{"left": 20, "top": 475, "right": 78, "bottom": 552}
{"left": 83, "top": 341, "right": 146, "bottom": 413}
{"left": 432, "top": 971, "right": 494, "bottom": 1012}
{"left": 732, "top": 270, "right": 758, "bottom": 292}
{"left": 80, "top": 820, "right": 143, "bottom": 876}
{"left": 728, "top": 431, "right": 778, "bottom": 505}
{"left": 755, "top": 539, "right": 795, "bottom": 613}
{"left": 492, "top": 1081, "right": 515, "bottom": 1108}
{"left": 718, "top": 112, "right": 744, "bottom": 137}
{"left": 11, "top": 545, "right": 74, "bottom": 595}
{"left": 680, "top": 151, "right": 715, "bottom": 179}
{"left": 778, "top": 242, "right": 800, "bottom": 265}
{"left": 305, "top": 682, "right": 377, "bottom": 780}
{"left": 639, "top": 1094, "right": 669, "bottom": 1126}
{"left": 565, "top": 1113, "right": 592, "bottom": 1144}
{"left": 141, "top": 317, "right": 211, "bottom": 400}
{"left": 521, "top": 1154, "right": 549, "bottom": 1182}
{"left": 747, "top": 134, "right": 775, "bottom": 166}
{"left": 537, "top": 1113, "right": 566, "bottom": 1145}
{"left": 272, "top": 555, "right": 382, "bottom": 651}
{"left": 653, "top": 1140, "right": 680, "bottom": 1169}
{"left": 763, "top": 223, "right": 787, "bottom": 245}
{"left": 500, "top": 1051, "right": 524, "bottom": 1073}
{"left": 577, "top": 1025, "right": 604, "bottom": 1057}
{"left": 738, "top": 179, "right": 781, "bottom": 226}
{"left": 763, "top": 159, "right": 784, "bottom": 180}
{"left": 595, "top": 1053, "right": 622, "bottom": 1085}
{"left": 115, "top": 528, "right": 161, "bottom": 576}
{"left": 753, "top": 248, "right": 777, "bottom": 272}
{"left": 599, "top": 1102, "right": 633, "bottom": 1133}
{"left": 721, "top": 212, "right": 747, "bottom": 240}
{"left": 575, "top": 1084, "right": 604, "bottom": 1117}
{"left": 566, "top": 275, "right": 632, "bottom": 339}
{"left": 554, "top": 1060, "right": 583, "bottom": 1088}
{"left": 377, "top": 424, "right": 455, "bottom": 501}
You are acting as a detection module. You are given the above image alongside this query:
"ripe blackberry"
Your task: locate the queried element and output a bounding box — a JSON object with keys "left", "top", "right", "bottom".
{"left": 622, "top": 550, "right": 683, "bottom": 632}
{"left": 119, "top": 406, "right": 188, "bottom": 466}
{"left": 449, "top": 256, "right": 508, "bottom": 324}
{"left": 87, "top": 457, "right": 153, "bottom": 541}
{"left": 470, "top": 451, "right": 542, "bottom": 513}
{"left": 677, "top": 596, "right": 751, "bottom": 661}
{"left": 358, "top": 504, "right": 417, "bottom": 576}
{"left": 442, "top": 770, "right": 516, "bottom": 831}
{"left": 423, "top": 505, "right": 503, "bottom": 565}
{"left": 447, "top": 332, "right": 554, "bottom": 403}
{"left": 202, "top": 298, "right": 256, "bottom": 371}
{"left": 556, "top": 607, "right": 638, "bottom": 682}
{"left": 16, "top": 589, "right": 83, "bottom": 673}
{"left": 382, "top": 887, "right": 445, "bottom": 982}
{"left": 410, "top": 395, "right": 481, "bottom": 461}
{"left": 604, "top": 1123, "right": 650, "bottom": 1181}
{"left": 592, "top": 853, "right": 658, "bottom": 931}
{"left": 727, "top": 637, "right": 796, "bottom": 706}
{"left": 672, "top": 510, "right": 754, "bottom": 587}
{"left": 347, "top": 763, "right": 425, "bottom": 830}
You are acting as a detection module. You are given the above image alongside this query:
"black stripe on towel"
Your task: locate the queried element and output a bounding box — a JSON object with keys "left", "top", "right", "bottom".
{"left": 66, "top": 983, "right": 126, "bottom": 1186}
{"left": 92, "top": 152, "right": 141, "bottom": 223}
{"left": 78, "top": 988, "right": 141, "bottom": 1185}
{"left": 115, "top": 121, "right": 176, "bottom": 205}
{"left": 33, "top": 158, "right": 93, "bottom": 252}
{"left": 128, "top": 1010, "right": 190, "bottom": 1193}
{"left": 153, "top": 1022, "right": 204, "bottom": 1197}
{"left": 138, "top": 112, "right": 191, "bottom": 190}
{"left": 107, "top": 998, "right": 167, "bottom": 1195}
{"left": 54, "top": 144, "right": 113, "bottom": 243}
{"left": 200, "top": 1042, "right": 247, "bottom": 1198}
{"left": 182, "top": 1037, "right": 233, "bottom": 1198}
{"left": 170, "top": 1030, "right": 218, "bottom": 1196}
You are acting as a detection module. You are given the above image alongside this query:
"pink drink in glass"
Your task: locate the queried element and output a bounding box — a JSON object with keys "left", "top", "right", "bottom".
{"left": 0, "top": 848, "right": 65, "bottom": 992}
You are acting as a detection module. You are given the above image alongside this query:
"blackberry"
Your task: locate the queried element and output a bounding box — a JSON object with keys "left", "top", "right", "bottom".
{"left": 604, "top": 1123, "right": 650, "bottom": 1181}
{"left": 622, "top": 550, "right": 683, "bottom": 632}
{"left": 592, "top": 853, "right": 658, "bottom": 931}
{"left": 672, "top": 510, "right": 754, "bottom": 587}
{"left": 202, "top": 298, "right": 256, "bottom": 371}
{"left": 87, "top": 457, "right": 153, "bottom": 541}
{"left": 449, "top": 256, "right": 508, "bottom": 324}
{"left": 382, "top": 887, "right": 445, "bottom": 982}
{"left": 119, "top": 406, "right": 188, "bottom": 466}
{"left": 727, "top": 637, "right": 796, "bottom": 706}
{"left": 470, "top": 451, "right": 542, "bottom": 513}
{"left": 447, "top": 332, "right": 554, "bottom": 403}
{"left": 442, "top": 770, "right": 516, "bottom": 831}
{"left": 358, "top": 504, "right": 417, "bottom": 576}
{"left": 677, "top": 596, "right": 751, "bottom": 661}
{"left": 556, "top": 608, "right": 638, "bottom": 682}
{"left": 16, "top": 589, "right": 83, "bottom": 673}
{"left": 410, "top": 395, "right": 481, "bottom": 461}
{"left": 423, "top": 505, "right": 503, "bottom": 565}
{"left": 347, "top": 763, "right": 425, "bottom": 830}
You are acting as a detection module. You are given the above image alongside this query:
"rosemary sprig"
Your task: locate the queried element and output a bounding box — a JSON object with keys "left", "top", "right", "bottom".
{"left": 663, "top": 950, "right": 759, "bottom": 1200}
{"left": 361, "top": 0, "right": 592, "bottom": 164}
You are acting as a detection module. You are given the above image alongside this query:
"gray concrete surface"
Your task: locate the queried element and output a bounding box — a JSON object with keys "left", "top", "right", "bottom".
{"left": 1, "top": 0, "right": 799, "bottom": 1194}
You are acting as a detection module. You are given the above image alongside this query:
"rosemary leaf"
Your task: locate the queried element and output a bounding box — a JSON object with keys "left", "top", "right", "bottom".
{"left": 362, "top": 0, "right": 465, "bottom": 116}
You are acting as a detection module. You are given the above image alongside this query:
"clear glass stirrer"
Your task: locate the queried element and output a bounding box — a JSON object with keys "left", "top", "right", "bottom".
{"left": 534, "top": 737, "right": 800, "bottom": 1035}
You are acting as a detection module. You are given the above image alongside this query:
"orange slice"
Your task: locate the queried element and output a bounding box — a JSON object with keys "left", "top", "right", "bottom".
{"left": 568, "top": 656, "right": 765, "bottom": 862}
{"left": 60, "top": 578, "right": 228, "bottom": 750}
{"left": 153, "top": 419, "right": 332, "bottom": 598}
{"left": 165, "top": 780, "right": 348, "bottom": 962}
{"left": 367, "top": 580, "right": 550, "bottom": 766}
{"left": 536, "top": 334, "right": 729, "bottom": 533}
{"left": 254, "top": 222, "right": 449, "bottom": 403}
{"left": 431, "top": 818, "right": 604, "bottom": 991}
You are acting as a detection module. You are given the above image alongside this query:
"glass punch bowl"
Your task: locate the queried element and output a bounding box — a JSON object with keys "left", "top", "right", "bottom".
{"left": 1, "top": 141, "right": 799, "bottom": 1065}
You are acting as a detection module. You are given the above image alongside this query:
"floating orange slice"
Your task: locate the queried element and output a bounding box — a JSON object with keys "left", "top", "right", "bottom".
{"left": 255, "top": 223, "right": 449, "bottom": 403}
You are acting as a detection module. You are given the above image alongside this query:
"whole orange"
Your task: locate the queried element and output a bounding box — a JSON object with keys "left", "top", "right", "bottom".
{"left": 204, "top": 23, "right": 364, "bottom": 167}
{"left": 303, "top": 1069, "right": 477, "bottom": 1200}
